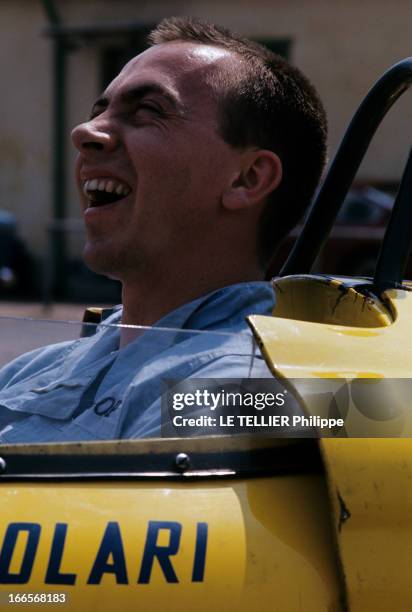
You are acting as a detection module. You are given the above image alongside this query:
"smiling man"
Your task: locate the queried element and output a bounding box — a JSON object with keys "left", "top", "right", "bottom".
{"left": 72, "top": 19, "right": 326, "bottom": 333}
{"left": 73, "top": 40, "right": 284, "bottom": 333}
{"left": 0, "top": 17, "right": 327, "bottom": 441}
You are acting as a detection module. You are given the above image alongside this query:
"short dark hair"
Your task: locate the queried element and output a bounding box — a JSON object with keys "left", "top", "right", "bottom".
{"left": 149, "top": 17, "right": 327, "bottom": 269}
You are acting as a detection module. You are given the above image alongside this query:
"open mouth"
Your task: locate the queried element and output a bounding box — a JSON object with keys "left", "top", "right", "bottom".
{"left": 83, "top": 178, "right": 131, "bottom": 207}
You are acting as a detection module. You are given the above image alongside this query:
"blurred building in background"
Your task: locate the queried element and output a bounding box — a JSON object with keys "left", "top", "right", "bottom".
{"left": 1, "top": 0, "right": 412, "bottom": 300}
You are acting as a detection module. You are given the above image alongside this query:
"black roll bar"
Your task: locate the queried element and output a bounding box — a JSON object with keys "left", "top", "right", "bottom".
{"left": 373, "top": 147, "right": 412, "bottom": 290}
{"left": 281, "top": 58, "right": 412, "bottom": 284}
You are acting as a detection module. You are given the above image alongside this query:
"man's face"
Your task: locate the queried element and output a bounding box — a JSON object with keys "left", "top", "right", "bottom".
{"left": 71, "top": 42, "right": 240, "bottom": 280}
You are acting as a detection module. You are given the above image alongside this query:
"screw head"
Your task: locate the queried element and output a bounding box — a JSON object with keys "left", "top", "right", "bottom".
{"left": 175, "top": 452, "right": 190, "bottom": 472}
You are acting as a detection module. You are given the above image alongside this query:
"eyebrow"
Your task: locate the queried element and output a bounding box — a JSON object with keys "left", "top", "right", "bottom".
{"left": 91, "top": 83, "right": 187, "bottom": 116}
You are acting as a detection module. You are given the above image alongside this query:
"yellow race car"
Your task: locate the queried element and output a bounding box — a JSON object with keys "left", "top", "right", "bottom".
{"left": 0, "top": 58, "right": 412, "bottom": 611}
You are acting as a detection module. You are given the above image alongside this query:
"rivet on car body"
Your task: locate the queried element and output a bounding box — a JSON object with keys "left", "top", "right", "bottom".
{"left": 0, "top": 457, "right": 6, "bottom": 473}
{"left": 175, "top": 453, "right": 190, "bottom": 472}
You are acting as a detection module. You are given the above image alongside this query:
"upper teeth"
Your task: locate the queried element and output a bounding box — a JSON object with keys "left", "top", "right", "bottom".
{"left": 83, "top": 178, "right": 131, "bottom": 197}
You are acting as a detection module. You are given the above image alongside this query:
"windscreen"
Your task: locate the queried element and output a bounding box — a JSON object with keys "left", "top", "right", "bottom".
{"left": 0, "top": 316, "right": 300, "bottom": 445}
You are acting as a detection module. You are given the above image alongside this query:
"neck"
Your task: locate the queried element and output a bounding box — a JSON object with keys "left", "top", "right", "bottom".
{"left": 120, "top": 262, "right": 264, "bottom": 328}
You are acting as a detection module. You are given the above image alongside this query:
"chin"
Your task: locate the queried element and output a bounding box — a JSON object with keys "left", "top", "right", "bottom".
{"left": 82, "top": 243, "right": 122, "bottom": 281}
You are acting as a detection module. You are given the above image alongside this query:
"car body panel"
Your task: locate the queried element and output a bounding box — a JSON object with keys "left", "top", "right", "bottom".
{"left": 321, "top": 438, "right": 412, "bottom": 612}
{"left": 248, "top": 275, "right": 412, "bottom": 379}
{"left": 248, "top": 274, "right": 412, "bottom": 611}
{"left": 0, "top": 436, "right": 343, "bottom": 611}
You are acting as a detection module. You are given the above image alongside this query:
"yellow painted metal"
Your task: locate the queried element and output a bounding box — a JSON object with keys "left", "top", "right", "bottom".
{"left": 321, "top": 439, "right": 412, "bottom": 612}
{"left": 248, "top": 274, "right": 412, "bottom": 611}
{"left": 270, "top": 275, "right": 393, "bottom": 328}
{"left": 248, "top": 277, "right": 412, "bottom": 378}
{"left": 0, "top": 475, "right": 343, "bottom": 611}
{"left": 248, "top": 278, "right": 412, "bottom": 434}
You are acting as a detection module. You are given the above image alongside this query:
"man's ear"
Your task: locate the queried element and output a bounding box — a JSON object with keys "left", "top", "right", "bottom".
{"left": 222, "top": 150, "right": 282, "bottom": 210}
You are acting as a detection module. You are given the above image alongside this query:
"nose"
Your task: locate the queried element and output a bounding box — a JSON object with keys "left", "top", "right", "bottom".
{"left": 71, "top": 118, "right": 119, "bottom": 153}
